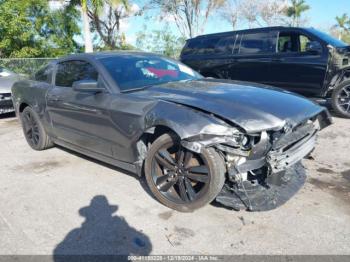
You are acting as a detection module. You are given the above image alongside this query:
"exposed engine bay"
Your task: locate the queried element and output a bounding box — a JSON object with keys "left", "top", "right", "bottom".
{"left": 181, "top": 110, "right": 332, "bottom": 211}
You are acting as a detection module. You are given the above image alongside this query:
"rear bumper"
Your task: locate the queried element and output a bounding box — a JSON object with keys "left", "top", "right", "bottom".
{"left": 0, "top": 93, "right": 14, "bottom": 114}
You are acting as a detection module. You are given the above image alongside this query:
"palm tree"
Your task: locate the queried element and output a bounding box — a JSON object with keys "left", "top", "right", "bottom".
{"left": 81, "top": 0, "right": 94, "bottom": 52}
{"left": 286, "top": 0, "right": 310, "bottom": 26}
{"left": 335, "top": 13, "right": 349, "bottom": 40}
{"left": 68, "top": 0, "right": 93, "bottom": 52}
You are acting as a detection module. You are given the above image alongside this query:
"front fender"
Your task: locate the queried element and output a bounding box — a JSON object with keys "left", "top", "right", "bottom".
{"left": 143, "top": 100, "right": 238, "bottom": 140}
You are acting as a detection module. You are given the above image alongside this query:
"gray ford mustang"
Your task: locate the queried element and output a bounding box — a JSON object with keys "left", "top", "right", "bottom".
{"left": 11, "top": 52, "right": 332, "bottom": 212}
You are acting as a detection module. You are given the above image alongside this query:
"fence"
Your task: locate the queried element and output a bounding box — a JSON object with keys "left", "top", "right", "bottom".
{"left": 0, "top": 58, "right": 57, "bottom": 76}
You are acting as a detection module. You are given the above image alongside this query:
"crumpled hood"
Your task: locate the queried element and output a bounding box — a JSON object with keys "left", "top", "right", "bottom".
{"left": 133, "top": 79, "right": 325, "bottom": 133}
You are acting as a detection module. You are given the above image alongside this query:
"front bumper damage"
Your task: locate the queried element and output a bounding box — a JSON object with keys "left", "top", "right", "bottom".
{"left": 0, "top": 93, "right": 14, "bottom": 114}
{"left": 182, "top": 110, "right": 332, "bottom": 211}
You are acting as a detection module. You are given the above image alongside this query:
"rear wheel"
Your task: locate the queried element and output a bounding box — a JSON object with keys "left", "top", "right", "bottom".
{"left": 144, "top": 133, "right": 226, "bottom": 212}
{"left": 331, "top": 80, "right": 350, "bottom": 118}
{"left": 20, "top": 107, "right": 53, "bottom": 150}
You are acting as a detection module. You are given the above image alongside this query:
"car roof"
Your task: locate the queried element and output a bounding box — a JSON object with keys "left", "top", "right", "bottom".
{"left": 189, "top": 26, "right": 312, "bottom": 40}
{"left": 59, "top": 51, "right": 163, "bottom": 62}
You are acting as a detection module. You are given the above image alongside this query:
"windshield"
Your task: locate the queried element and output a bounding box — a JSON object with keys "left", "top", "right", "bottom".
{"left": 307, "top": 28, "right": 348, "bottom": 47}
{"left": 100, "top": 55, "right": 202, "bottom": 91}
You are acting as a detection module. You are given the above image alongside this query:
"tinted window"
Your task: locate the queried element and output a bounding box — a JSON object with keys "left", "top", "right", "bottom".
{"left": 100, "top": 55, "right": 202, "bottom": 91}
{"left": 197, "top": 37, "right": 221, "bottom": 54}
{"left": 278, "top": 33, "right": 296, "bottom": 52}
{"left": 239, "top": 33, "right": 274, "bottom": 54}
{"left": 182, "top": 39, "right": 201, "bottom": 55}
{"left": 182, "top": 36, "right": 232, "bottom": 55}
{"left": 214, "top": 36, "right": 235, "bottom": 54}
{"left": 278, "top": 31, "right": 319, "bottom": 53}
{"left": 55, "top": 60, "right": 98, "bottom": 87}
{"left": 34, "top": 64, "right": 53, "bottom": 83}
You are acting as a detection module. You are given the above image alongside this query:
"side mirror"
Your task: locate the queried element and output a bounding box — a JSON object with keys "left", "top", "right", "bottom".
{"left": 305, "top": 41, "right": 323, "bottom": 54}
{"left": 72, "top": 80, "right": 104, "bottom": 93}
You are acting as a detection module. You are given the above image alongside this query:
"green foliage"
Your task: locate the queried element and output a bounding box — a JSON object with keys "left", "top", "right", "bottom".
{"left": 136, "top": 27, "right": 186, "bottom": 58}
{"left": 332, "top": 13, "right": 350, "bottom": 43}
{"left": 286, "top": 0, "right": 310, "bottom": 26}
{"left": 0, "top": 0, "right": 81, "bottom": 58}
{"left": 0, "top": 58, "right": 55, "bottom": 75}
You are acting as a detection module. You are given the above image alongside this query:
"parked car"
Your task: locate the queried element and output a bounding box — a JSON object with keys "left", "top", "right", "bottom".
{"left": 180, "top": 27, "right": 350, "bottom": 118}
{"left": 11, "top": 52, "right": 332, "bottom": 212}
{"left": 0, "top": 67, "right": 20, "bottom": 114}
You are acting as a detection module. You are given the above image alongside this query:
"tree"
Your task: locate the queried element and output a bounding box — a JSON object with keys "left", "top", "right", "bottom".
{"left": 219, "top": 0, "right": 239, "bottom": 29}
{"left": 41, "top": 2, "right": 82, "bottom": 56}
{"left": 87, "top": 0, "right": 135, "bottom": 49}
{"left": 221, "top": 0, "right": 288, "bottom": 29}
{"left": 148, "top": 0, "right": 225, "bottom": 38}
{"left": 259, "top": 0, "right": 289, "bottom": 26}
{"left": 286, "top": 0, "right": 310, "bottom": 26}
{"left": 67, "top": 0, "right": 94, "bottom": 52}
{"left": 82, "top": 0, "right": 94, "bottom": 52}
{"left": 334, "top": 13, "right": 349, "bottom": 40}
{"left": 136, "top": 26, "right": 186, "bottom": 58}
{"left": 0, "top": 0, "right": 81, "bottom": 58}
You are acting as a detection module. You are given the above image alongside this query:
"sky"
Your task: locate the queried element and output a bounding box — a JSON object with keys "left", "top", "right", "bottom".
{"left": 125, "top": 0, "right": 350, "bottom": 44}
{"left": 50, "top": 0, "right": 350, "bottom": 45}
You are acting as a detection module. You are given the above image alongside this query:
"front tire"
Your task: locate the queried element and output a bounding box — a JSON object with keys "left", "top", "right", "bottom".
{"left": 331, "top": 80, "right": 350, "bottom": 118}
{"left": 144, "top": 133, "right": 226, "bottom": 212}
{"left": 20, "top": 107, "right": 54, "bottom": 150}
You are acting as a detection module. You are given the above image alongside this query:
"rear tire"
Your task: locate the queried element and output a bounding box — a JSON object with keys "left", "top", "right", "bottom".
{"left": 331, "top": 80, "right": 350, "bottom": 118}
{"left": 144, "top": 133, "right": 226, "bottom": 212}
{"left": 20, "top": 107, "right": 54, "bottom": 150}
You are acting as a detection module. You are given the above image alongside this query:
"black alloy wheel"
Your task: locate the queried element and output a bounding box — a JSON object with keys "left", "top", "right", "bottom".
{"left": 22, "top": 109, "right": 40, "bottom": 147}
{"left": 20, "top": 107, "right": 53, "bottom": 150}
{"left": 145, "top": 133, "right": 225, "bottom": 212}
{"left": 332, "top": 81, "right": 350, "bottom": 118}
{"left": 337, "top": 85, "right": 350, "bottom": 113}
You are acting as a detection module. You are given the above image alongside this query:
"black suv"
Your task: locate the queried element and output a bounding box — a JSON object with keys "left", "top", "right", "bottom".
{"left": 180, "top": 27, "right": 350, "bottom": 118}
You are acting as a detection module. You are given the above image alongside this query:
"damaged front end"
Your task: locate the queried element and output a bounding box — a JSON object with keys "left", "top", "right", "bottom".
{"left": 181, "top": 110, "right": 332, "bottom": 211}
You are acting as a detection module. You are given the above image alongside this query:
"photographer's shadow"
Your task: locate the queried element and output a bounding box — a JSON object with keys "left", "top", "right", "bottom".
{"left": 54, "top": 195, "right": 152, "bottom": 258}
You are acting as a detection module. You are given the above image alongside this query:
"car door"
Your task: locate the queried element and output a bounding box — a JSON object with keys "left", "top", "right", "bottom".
{"left": 268, "top": 29, "right": 328, "bottom": 96}
{"left": 46, "top": 59, "right": 118, "bottom": 158}
{"left": 228, "top": 31, "right": 276, "bottom": 84}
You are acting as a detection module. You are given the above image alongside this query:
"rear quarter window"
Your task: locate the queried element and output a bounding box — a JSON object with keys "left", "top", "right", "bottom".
{"left": 182, "top": 35, "right": 235, "bottom": 56}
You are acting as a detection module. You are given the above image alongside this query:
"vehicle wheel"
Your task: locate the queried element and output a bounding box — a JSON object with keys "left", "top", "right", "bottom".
{"left": 331, "top": 80, "right": 350, "bottom": 118}
{"left": 144, "top": 133, "right": 226, "bottom": 212}
{"left": 20, "top": 107, "right": 53, "bottom": 150}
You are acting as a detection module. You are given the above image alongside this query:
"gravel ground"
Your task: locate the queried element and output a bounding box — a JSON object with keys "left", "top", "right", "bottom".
{"left": 0, "top": 112, "right": 349, "bottom": 255}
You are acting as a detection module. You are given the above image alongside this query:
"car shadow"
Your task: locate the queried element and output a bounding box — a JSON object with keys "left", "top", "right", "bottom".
{"left": 55, "top": 145, "right": 157, "bottom": 202}
{"left": 53, "top": 195, "right": 152, "bottom": 261}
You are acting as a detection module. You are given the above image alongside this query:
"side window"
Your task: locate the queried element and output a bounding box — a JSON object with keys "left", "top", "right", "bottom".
{"left": 239, "top": 32, "right": 274, "bottom": 54}
{"left": 278, "top": 32, "right": 298, "bottom": 53}
{"left": 34, "top": 64, "right": 53, "bottom": 83}
{"left": 278, "top": 31, "right": 319, "bottom": 53}
{"left": 214, "top": 36, "right": 235, "bottom": 54}
{"left": 182, "top": 39, "right": 201, "bottom": 56}
{"left": 197, "top": 37, "right": 221, "bottom": 54}
{"left": 55, "top": 60, "right": 98, "bottom": 87}
{"left": 299, "top": 35, "right": 312, "bottom": 52}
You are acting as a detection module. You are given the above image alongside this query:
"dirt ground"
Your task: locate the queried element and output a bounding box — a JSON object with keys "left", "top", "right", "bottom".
{"left": 0, "top": 112, "right": 349, "bottom": 255}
